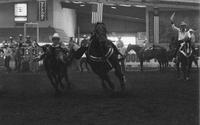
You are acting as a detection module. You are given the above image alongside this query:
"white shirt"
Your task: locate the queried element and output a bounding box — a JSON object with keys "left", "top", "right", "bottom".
{"left": 118, "top": 47, "right": 126, "bottom": 55}
{"left": 3, "top": 48, "right": 12, "bottom": 57}
{"left": 172, "top": 24, "right": 189, "bottom": 41}
{"left": 188, "top": 33, "right": 195, "bottom": 43}
{"left": 72, "top": 43, "right": 80, "bottom": 51}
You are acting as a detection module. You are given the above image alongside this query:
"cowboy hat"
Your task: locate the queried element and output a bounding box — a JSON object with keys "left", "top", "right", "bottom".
{"left": 188, "top": 29, "right": 194, "bottom": 32}
{"left": 9, "top": 36, "right": 13, "bottom": 39}
{"left": 52, "top": 33, "right": 60, "bottom": 39}
{"left": 180, "top": 21, "right": 187, "bottom": 26}
{"left": 26, "top": 35, "right": 31, "bottom": 38}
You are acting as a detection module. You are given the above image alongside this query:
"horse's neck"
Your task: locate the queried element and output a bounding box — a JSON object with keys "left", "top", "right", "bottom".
{"left": 131, "top": 46, "right": 141, "bottom": 55}
{"left": 90, "top": 39, "right": 106, "bottom": 55}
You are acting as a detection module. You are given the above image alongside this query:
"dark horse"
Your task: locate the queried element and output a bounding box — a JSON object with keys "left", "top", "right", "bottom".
{"left": 38, "top": 44, "right": 72, "bottom": 95}
{"left": 125, "top": 44, "right": 168, "bottom": 71}
{"left": 74, "top": 23, "right": 126, "bottom": 92}
{"left": 168, "top": 40, "right": 198, "bottom": 74}
{"left": 176, "top": 39, "right": 195, "bottom": 80}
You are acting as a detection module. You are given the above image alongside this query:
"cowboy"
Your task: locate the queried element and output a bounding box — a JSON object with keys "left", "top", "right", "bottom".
{"left": 15, "top": 34, "right": 24, "bottom": 72}
{"left": 2, "top": 40, "right": 8, "bottom": 48}
{"left": 91, "top": 22, "right": 124, "bottom": 60}
{"left": 24, "top": 35, "right": 32, "bottom": 47}
{"left": 8, "top": 36, "right": 17, "bottom": 48}
{"left": 51, "top": 33, "right": 69, "bottom": 63}
{"left": 188, "top": 29, "right": 198, "bottom": 58}
{"left": 116, "top": 37, "right": 124, "bottom": 49}
{"left": 170, "top": 12, "right": 189, "bottom": 62}
{"left": 52, "top": 33, "right": 67, "bottom": 49}
{"left": 116, "top": 37, "right": 126, "bottom": 73}
{"left": 17, "top": 34, "right": 24, "bottom": 46}
{"left": 188, "top": 29, "right": 195, "bottom": 43}
{"left": 3, "top": 45, "right": 12, "bottom": 72}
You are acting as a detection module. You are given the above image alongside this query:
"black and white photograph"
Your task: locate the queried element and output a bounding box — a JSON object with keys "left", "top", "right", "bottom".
{"left": 0, "top": 0, "right": 199, "bottom": 124}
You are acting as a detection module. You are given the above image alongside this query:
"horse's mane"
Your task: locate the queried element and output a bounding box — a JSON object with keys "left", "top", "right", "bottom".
{"left": 92, "top": 22, "right": 108, "bottom": 44}
{"left": 89, "top": 22, "right": 110, "bottom": 57}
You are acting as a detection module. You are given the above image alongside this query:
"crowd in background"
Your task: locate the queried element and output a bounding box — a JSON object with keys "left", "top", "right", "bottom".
{"left": 0, "top": 34, "right": 42, "bottom": 73}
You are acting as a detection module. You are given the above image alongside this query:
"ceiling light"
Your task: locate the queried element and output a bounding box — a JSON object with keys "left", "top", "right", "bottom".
{"left": 119, "top": 4, "right": 131, "bottom": 7}
{"left": 80, "top": 4, "right": 85, "bottom": 7}
{"left": 72, "top": 1, "right": 83, "bottom": 4}
{"left": 134, "top": 5, "right": 146, "bottom": 8}
{"left": 111, "top": 6, "right": 117, "bottom": 9}
{"left": 105, "top": 3, "right": 115, "bottom": 6}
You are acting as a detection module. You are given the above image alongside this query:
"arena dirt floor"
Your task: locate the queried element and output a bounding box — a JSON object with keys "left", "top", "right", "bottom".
{"left": 0, "top": 68, "right": 199, "bottom": 125}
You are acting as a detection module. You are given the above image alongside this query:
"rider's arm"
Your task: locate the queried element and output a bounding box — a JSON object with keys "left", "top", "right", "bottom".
{"left": 170, "top": 12, "right": 180, "bottom": 32}
{"left": 171, "top": 23, "right": 180, "bottom": 32}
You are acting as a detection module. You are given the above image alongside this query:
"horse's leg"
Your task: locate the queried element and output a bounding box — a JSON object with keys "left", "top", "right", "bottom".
{"left": 113, "top": 63, "right": 126, "bottom": 92}
{"left": 176, "top": 62, "right": 181, "bottom": 79}
{"left": 181, "top": 61, "right": 187, "bottom": 80}
{"left": 64, "top": 69, "right": 72, "bottom": 90}
{"left": 100, "top": 74, "right": 115, "bottom": 90}
{"left": 158, "top": 61, "right": 162, "bottom": 72}
{"left": 101, "top": 79, "right": 109, "bottom": 91}
{"left": 186, "top": 58, "right": 193, "bottom": 80}
{"left": 140, "top": 60, "right": 143, "bottom": 72}
{"left": 80, "top": 58, "right": 84, "bottom": 72}
{"left": 85, "top": 60, "right": 90, "bottom": 72}
{"left": 193, "top": 57, "right": 199, "bottom": 70}
{"left": 188, "top": 60, "right": 192, "bottom": 79}
{"left": 46, "top": 71, "right": 60, "bottom": 95}
{"left": 58, "top": 73, "right": 65, "bottom": 90}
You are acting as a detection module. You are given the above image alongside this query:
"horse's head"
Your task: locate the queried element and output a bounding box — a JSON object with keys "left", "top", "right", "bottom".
{"left": 41, "top": 44, "right": 54, "bottom": 56}
{"left": 92, "top": 22, "right": 108, "bottom": 47}
{"left": 126, "top": 44, "right": 142, "bottom": 55}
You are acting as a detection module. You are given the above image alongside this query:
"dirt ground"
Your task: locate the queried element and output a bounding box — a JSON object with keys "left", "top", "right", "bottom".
{"left": 0, "top": 69, "right": 198, "bottom": 125}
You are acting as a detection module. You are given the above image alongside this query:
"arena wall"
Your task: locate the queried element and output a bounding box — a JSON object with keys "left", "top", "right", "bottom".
{"left": 53, "top": 0, "right": 77, "bottom": 37}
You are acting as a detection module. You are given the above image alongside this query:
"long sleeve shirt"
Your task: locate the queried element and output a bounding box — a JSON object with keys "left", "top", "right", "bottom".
{"left": 172, "top": 24, "right": 189, "bottom": 41}
{"left": 188, "top": 33, "right": 195, "bottom": 43}
{"left": 3, "top": 48, "right": 12, "bottom": 57}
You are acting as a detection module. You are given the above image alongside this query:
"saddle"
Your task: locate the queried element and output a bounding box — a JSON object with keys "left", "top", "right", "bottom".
{"left": 86, "top": 40, "right": 115, "bottom": 69}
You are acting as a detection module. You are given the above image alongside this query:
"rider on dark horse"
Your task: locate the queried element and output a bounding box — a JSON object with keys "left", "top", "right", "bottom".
{"left": 15, "top": 34, "right": 24, "bottom": 72}
{"left": 51, "top": 33, "right": 69, "bottom": 63}
{"left": 170, "top": 12, "right": 195, "bottom": 62}
{"left": 90, "top": 22, "right": 124, "bottom": 61}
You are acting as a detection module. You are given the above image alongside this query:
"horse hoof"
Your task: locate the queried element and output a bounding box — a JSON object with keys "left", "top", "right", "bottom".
{"left": 120, "top": 84, "right": 126, "bottom": 92}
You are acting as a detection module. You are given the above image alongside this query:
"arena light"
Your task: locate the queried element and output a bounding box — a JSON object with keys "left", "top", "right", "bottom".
{"left": 119, "top": 4, "right": 131, "bottom": 7}
{"left": 72, "top": 1, "right": 83, "bottom": 4}
{"left": 80, "top": 4, "right": 85, "bottom": 7}
{"left": 111, "top": 6, "right": 117, "bottom": 9}
{"left": 134, "top": 4, "right": 146, "bottom": 8}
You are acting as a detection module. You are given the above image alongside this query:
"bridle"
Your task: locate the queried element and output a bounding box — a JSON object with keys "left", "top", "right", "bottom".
{"left": 179, "top": 41, "right": 193, "bottom": 58}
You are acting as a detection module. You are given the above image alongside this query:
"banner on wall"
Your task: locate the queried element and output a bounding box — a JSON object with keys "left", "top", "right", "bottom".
{"left": 38, "top": 0, "right": 47, "bottom": 21}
